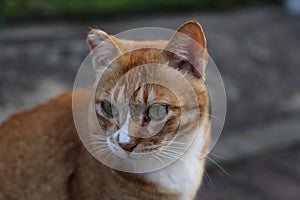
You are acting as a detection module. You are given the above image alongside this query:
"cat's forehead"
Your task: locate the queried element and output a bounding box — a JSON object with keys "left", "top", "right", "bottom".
{"left": 96, "top": 81, "right": 178, "bottom": 106}
{"left": 117, "top": 48, "right": 163, "bottom": 67}
{"left": 95, "top": 48, "right": 170, "bottom": 101}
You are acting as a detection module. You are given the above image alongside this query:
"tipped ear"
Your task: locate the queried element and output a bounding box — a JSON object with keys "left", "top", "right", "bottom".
{"left": 165, "top": 21, "right": 208, "bottom": 78}
{"left": 87, "top": 29, "right": 121, "bottom": 75}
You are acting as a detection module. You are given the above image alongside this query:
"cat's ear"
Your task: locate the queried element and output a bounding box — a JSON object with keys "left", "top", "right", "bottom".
{"left": 87, "top": 29, "right": 122, "bottom": 75}
{"left": 164, "top": 21, "right": 208, "bottom": 78}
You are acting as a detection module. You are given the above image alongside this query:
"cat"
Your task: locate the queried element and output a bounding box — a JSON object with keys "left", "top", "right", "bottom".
{"left": 0, "top": 20, "right": 210, "bottom": 200}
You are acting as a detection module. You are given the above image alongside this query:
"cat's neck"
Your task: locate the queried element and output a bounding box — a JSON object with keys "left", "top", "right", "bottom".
{"left": 137, "top": 120, "right": 209, "bottom": 199}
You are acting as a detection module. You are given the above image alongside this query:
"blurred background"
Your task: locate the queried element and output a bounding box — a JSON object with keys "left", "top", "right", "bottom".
{"left": 0, "top": 0, "right": 300, "bottom": 199}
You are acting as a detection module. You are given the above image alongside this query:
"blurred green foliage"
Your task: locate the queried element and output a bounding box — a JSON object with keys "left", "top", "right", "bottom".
{"left": 1, "top": 0, "right": 281, "bottom": 19}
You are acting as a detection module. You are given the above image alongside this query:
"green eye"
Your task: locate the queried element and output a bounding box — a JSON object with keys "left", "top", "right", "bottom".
{"left": 101, "top": 102, "right": 118, "bottom": 117}
{"left": 148, "top": 104, "right": 168, "bottom": 121}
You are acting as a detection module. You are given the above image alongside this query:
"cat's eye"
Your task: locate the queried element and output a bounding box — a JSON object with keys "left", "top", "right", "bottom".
{"left": 101, "top": 102, "right": 118, "bottom": 117}
{"left": 148, "top": 104, "right": 168, "bottom": 121}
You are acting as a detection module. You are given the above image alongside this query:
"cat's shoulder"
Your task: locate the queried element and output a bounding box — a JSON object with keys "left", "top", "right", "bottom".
{"left": 0, "top": 90, "right": 88, "bottom": 132}
{"left": 0, "top": 90, "right": 91, "bottom": 199}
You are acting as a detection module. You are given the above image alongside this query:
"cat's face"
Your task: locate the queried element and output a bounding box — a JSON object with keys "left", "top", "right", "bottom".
{"left": 88, "top": 21, "right": 209, "bottom": 159}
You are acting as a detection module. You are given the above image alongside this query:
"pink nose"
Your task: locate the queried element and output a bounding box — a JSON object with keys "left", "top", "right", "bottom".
{"left": 118, "top": 142, "right": 138, "bottom": 152}
{"left": 117, "top": 135, "right": 139, "bottom": 152}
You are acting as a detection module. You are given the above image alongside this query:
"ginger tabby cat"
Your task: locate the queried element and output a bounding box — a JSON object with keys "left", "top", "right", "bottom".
{"left": 0, "top": 21, "right": 210, "bottom": 200}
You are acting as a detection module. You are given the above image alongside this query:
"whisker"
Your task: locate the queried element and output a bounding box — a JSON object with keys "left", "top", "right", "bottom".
{"left": 203, "top": 170, "right": 215, "bottom": 189}
{"left": 161, "top": 141, "right": 190, "bottom": 147}
{"left": 94, "top": 148, "right": 111, "bottom": 157}
{"left": 157, "top": 151, "right": 178, "bottom": 161}
{"left": 160, "top": 149, "right": 183, "bottom": 160}
{"left": 91, "top": 145, "right": 109, "bottom": 151}
{"left": 208, "top": 152, "right": 225, "bottom": 160}
{"left": 206, "top": 157, "right": 230, "bottom": 176}
{"left": 86, "top": 141, "right": 108, "bottom": 146}
{"left": 195, "top": 112, "right": 223, "bottom": 122}
{"left": 103, "top": 151, "right": 114, "bottom": 161}
{"left": 164, "top": 145, "right": 190, "bottom": 151}
{"left": 161, "top": 148, "right": 183, "bottom": 155}
{"left": 154, "top": 154, "right": 165, "bottom": 164}
{"left": 82, "top": 135, "right": 107, "bottom": 142}
{"left": 86, "top": 134, "right": 106, "bottom": 139}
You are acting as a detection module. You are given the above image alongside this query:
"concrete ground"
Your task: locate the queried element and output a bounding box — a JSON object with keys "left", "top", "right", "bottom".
{"left": 198, "top": 144, "right": 300, "bottom": 200}
{"left": 0, "top": 6, "right": 300, "bottom": 200}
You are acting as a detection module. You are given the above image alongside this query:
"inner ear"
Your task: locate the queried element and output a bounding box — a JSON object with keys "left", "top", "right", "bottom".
{"left": 164, "top": 21, "right": 208, "bottom": 78}
{"left": 87, "top": 29, "right": 122, "bottom": 76}
{"left": 176, "top": 59, "right": 202, "bottom": 78}
{"left": 163, "top": 51, "right": 204, "bottom": 79}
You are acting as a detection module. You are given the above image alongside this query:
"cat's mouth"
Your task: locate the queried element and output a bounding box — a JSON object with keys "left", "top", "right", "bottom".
{"left": 107, "top": 137, "right": 160, "bottom": 159}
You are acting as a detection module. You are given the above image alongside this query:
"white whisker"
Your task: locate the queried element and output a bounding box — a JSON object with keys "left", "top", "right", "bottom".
{"left": 206, "top": 156, "right": 230, "bottom": 176}
{"left": 94, "top": 148, "right": 110, "bottom": 156}
{"left": 158, "top": 151, "right": 178, "bottom": 161}
{"left": 86, "top": 141, "right": 108, "bottom": 145}
{"left": 203, "top": 170, "right": 215, "bottom": 189}
{"left": 208, "top": 152, "right": 225, "bottom": 160}
{"left": 196, "top": 112, "right": 223, "bottom": 122}
{"left": 83, "top": 134, "right": 106, "bottom": 142}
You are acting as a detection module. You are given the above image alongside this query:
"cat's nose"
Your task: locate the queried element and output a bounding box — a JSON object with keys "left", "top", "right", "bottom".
{"left": 117, "top": 134, "right": 139, "bottom": 152}
{"left": 118, "top": 141, "right": 138, "bottom": 152}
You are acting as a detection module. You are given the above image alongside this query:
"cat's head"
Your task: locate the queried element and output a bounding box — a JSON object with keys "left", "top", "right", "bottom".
{"left": 87, "top": 21, "right": 209, "bottom": 160}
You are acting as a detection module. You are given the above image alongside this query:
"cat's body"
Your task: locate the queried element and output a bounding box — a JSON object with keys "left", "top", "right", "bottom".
{"left": 0, "top": 91, "right": 80, "bottom": 200}
{"left": 0, "top": 91, "right": 209, "bottom": 200}
{"left": 0, "top": 21, "right": 210, "bottom": 200}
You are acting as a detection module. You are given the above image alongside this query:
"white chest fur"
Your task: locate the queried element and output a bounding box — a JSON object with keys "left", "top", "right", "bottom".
{"left": 141, "top": 126, "right": 207, "bottom": 199}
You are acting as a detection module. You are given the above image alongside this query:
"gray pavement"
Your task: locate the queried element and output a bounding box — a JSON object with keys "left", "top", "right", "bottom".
{"left": 198, "top": 143, "right": 300, "bottom": 200}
